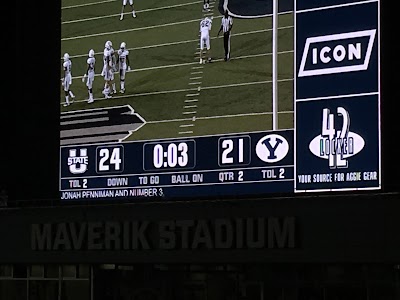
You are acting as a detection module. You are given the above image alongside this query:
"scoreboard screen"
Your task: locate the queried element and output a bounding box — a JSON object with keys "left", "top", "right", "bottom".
{"left": 59, "top": 0, "right": 381, "bottom": 201}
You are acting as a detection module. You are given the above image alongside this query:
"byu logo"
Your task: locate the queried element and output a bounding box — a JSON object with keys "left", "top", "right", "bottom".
{"left": 68, "top": 149, "right": 89, "bottom": 174}
{"left": 309, "top": 107, "right": 365, "bottom": 169}
{"left": 256, "top": 134, "right": 289, "bottom": 163}
{"left": 298, "top": 29, "right": 376, "bottom": 77}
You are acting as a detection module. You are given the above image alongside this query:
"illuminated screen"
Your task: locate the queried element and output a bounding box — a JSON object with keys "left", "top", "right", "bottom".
{"left": 59, "top": 0, "right": 381, "bottom": 201}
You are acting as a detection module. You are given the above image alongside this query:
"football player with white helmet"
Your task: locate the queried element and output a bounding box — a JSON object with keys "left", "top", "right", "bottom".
{"left": 120, "top": 0, "right": 136, "bottom": 20}
{"left": 101, "top": 41, "right": 116, "bottom": 98}
{"left": 101, "top": 42, "right": 113, "bottom": 98}
{"left": 199, "top": 16, "right": 213, "bottom": 64}
{"left": 82, "top": 49, "right": 96, "bottom": 103}
{"left": 61, "top": 53, "right": 76, "bottom": 107}
{"left": 108, "top": 41, "right": 118, "bottom": 95}
{"left": 117, "top": 42, "right": 131, "bottom": 93}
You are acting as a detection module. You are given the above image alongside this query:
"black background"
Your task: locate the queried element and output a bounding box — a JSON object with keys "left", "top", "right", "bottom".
{"left": 6, "top": 0, "right": 398, "bottom": 203}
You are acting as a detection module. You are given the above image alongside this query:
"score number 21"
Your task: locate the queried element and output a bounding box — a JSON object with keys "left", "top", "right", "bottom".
{"left": 219, "top": 136, "right": 250, "bottom": 166}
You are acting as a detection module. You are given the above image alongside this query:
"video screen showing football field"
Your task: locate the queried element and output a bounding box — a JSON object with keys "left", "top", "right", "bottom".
{"left": 60, "top": 0, "right": 294, "bottom": 143}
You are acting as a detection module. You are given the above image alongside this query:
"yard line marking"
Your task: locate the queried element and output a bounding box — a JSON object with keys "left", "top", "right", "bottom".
{"left": 62, "top": 1, "right": 203, "bottom": 24}
{"left": 133, "top": 50, "right": 293, "bottom": 72}
{"left": 189, "top": 82, "right": 202, "bottom": 85}
{"left": 62, "top": 14, "right": 293, "bottom": 41}
{"left": 190, "top": 77, "right": 203, "bottom": 80}
{"left": 109, "top": 110, "right": 294, "bottom": 127}
{"left": 184, "top": 105, "right": 198, "bottom": 109}
{"left": 61, "top": 78, "right": 293, "bottom": 105}
{"left": 201, "top": 78, "right": 293, "bottom": 91}
{"left": 145, "top": 111, "right": 295, "bottom": 125}
{"left": 199, "top": 111, "right": 295, "bottom": 120}
{"left": 68, "top": 50, "right": 294, "bottom": 80}
{"left": 179, "top": 131, "right": 194, "bottom": 134}
{"left": 148, "top": 118, "right": 192, "bottom": 124}
{"left": 182, "top": 111, "right": 197, "bottom": 115}
{"left": 191, "top": 71, "right": 203, "bottom": 75}
{"left": 297, "top": 0, "right": 377, "bottom": 14}
{"left": 62, "top": 0, "right": 114, "bottom": 10}
{"left": 180, "top": 124, "right": 194, "bottom": 127}
{"left": 139, "top": 27, "right": 293, "bottom": 50}
{"left": 185, "top": 99, "right": 198, "bottom": 102}
{"left": 62, "top": 19, "right": 200, "bottom": 41}
{"left": 63, "top": 27, "right": 294, "bottom": 58}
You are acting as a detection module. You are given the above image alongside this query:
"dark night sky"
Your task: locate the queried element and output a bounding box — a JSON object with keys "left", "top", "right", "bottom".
{"left": 6, "top": 0, "right": 398, "bottom": 203}
{"left": 9, "top": 0, "right": 61, "bottom": 202}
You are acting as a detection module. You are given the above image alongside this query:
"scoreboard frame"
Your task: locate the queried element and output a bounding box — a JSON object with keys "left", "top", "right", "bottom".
{"left": 59, "top": 0, "right": 381, "bottom": 202}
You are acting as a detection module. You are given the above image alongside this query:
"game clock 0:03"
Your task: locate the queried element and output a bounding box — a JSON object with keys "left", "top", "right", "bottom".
{"left": 143, "top": 140, "right": 196, "bottom": 171}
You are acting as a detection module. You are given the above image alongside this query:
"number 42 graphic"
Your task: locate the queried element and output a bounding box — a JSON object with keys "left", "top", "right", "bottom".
{"left": 308, "top": 107, "right": 365, "bottom": 169}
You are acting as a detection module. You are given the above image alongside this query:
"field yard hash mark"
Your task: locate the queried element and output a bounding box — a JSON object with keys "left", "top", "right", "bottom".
{"left": 178, "top": 1, "right": 218, "bottom": 135}
{"left": 186, "top": 92, "right": 200, "bottom": 97}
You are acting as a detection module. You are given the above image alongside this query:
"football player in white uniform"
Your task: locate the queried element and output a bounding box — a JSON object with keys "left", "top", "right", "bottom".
{"left": 108, "top": 41, "right": 118, "bottom": 95}
{"left": 61, "top": 53, "right": 75, "bottom": 107}
{"left": 120, "top": 0, "right": 136, "bottom": 20}
{"left": 82, "top": 49, "right": 96, "bottom": 103}
{"left": 117, "top": 42, "right": 131, "bottom": 94}
{"left": 101, "top": 41, "right": 113, "bottom": 99}
{"left": 199, "top": 16, "right": 213, "bottom": 64}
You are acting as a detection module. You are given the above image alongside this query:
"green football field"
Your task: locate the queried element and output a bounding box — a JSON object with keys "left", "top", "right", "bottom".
{"left": 61, "top": 0, "right": 294, "bottom": 141}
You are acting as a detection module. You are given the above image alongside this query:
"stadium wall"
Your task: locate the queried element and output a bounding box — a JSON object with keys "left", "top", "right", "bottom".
{"left": 1, "top": 192, "right": 399, "bottom": 264}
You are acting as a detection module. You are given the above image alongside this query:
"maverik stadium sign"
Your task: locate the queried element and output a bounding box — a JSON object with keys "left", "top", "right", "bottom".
{"left": 31, "top": 217, "right": 296, "bottom": 251}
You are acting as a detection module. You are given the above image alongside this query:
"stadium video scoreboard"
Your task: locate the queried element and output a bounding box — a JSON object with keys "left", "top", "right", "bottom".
{"left": 59, "top": 0, "right": 381, "bottom": 201}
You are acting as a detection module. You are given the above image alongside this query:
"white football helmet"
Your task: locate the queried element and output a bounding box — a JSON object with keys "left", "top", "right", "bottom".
{"left": 120, "top": 42, "right": 126, "bottom": 49}
{"left": 88, "top": 49, "right": 95, "bottom": 57}
{"left": 63, "top": 53, "right": 70, "bottom": 61}
{"left": 105, "top": 41, "right": 111, "bottom": 50}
